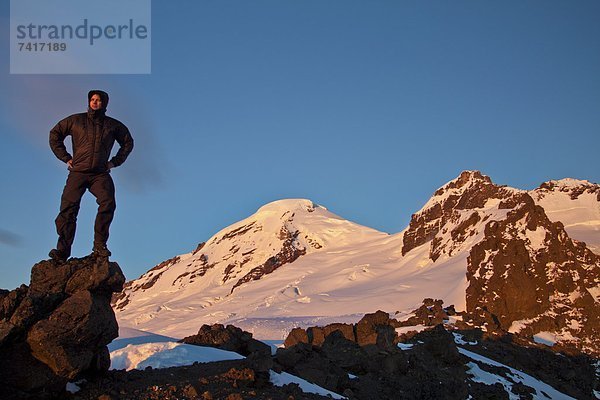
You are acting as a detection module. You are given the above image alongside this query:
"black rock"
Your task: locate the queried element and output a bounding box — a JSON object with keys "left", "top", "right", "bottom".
{"left": 0, "top": 256, "right": 125, "bottom": 399}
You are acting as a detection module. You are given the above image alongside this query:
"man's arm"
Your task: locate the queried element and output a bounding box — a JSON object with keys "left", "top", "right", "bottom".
{"left": 108, "top": 123, "right": 134, "bottom": 168}
{"left": 49, "top": 116, "right": 73, "bottom": 164}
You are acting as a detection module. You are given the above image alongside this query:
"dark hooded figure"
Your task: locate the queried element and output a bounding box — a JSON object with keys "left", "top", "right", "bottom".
{"left": 48, "top": 90, "right": 134, "bottom": 261}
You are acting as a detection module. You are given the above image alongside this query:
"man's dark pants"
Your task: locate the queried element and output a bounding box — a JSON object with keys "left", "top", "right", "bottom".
{"left": 55, "top": 171, "right": 116, "bottom": 257}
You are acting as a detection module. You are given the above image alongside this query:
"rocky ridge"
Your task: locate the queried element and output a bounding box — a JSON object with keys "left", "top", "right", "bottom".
{"left": 400, "top": 171, "right": 600, "bottom": 355}
{"left": 68, "top": 314, "right": 596, "bottom": 399}
{"left": 277, "top": 309, "right": 596, "bottom": 399}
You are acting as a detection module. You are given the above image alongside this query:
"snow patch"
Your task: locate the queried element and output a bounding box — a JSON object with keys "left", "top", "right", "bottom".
{"left": 270, "top": 370, "right": 344, "bottom": 399}
{"left": 110, "top": 342, "right": 243, "bottom": 371}
{"left": 527, "top": 226, "right": 547, "bottom": 251}
{"left": 395, "top": 312, "right": 416, "bottom": 322}
{"left": 508, "top": 319, "right": 533, "bottom": 334}
{"left": 586, "top": 286, "right": 600, "bottom": 302}
{"left": 452, "top": 332, "right": 477, "bottom": 346}
{"left": 66, "top": 382, "right": 81, "bottom": 393}
{"left": 533, "top": 332, "right": 557, "bottom": 346}
{"left": 396, "top": 325, "right": 427, "bottom": 335}
{"left": 459, "top": 347, "right": 575, "bottom": 400}
{"left": 296, "top": 296, "right": 311, "bottom": 304}
{"left": 446, "top": 315, "right": 463, "bottom": 324}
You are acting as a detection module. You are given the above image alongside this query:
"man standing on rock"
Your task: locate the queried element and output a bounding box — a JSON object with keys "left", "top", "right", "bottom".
{"left": 48, "top": 90, "right": 134, "bottom": 262}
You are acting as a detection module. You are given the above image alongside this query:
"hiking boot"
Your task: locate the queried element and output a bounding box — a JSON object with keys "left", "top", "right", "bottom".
{"left": 92, "top": 244, "right": 112, "bottom": 258}
{"left": 49, "top": 248, "right": 68, "bottom": 262}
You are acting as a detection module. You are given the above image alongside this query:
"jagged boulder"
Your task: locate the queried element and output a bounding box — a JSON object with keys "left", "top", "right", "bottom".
{"left": 283, "top": 310, "right": 400, "bottom": 351}
{"left": 307, "top": 323, "right": 354, "bottom": 347}
{"left": 396, "top": 298, "right": 459, "bottom": 341}
{"left": 0, "top": 256, "right": 125, "bottom": 400}
{"left": 284, "top": 327, "right": 309, "bottom": 348}
{"left": 180, "top": 323, "right": 273, "bottom": 384}
{"left": 180, "top": 323, "right": 271, "bottom": 359}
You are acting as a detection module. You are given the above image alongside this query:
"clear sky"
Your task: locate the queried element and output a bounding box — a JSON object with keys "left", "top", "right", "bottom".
{"left": 1, "top": 1, "right": 599, "bottom": 290}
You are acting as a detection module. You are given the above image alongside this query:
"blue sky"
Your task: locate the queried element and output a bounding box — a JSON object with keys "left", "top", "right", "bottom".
{"left": 1, "top": 1, "right": 599, "bottom": 290}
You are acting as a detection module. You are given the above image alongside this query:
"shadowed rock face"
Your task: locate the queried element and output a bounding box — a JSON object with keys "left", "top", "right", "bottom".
{"left": 278, "top": 307, "right": 595, "bottom": 400}
{"left": 465, "top": 193, "right": 600, "bottom": 354}
{"left": 230, "top": 224, "right": 307, "bottom": 293}
{"left": 0, "top": 256, "right": 125, "bottom": 399}
{"left": 283, "top": 310, "right": 400, "bottom": 350}
{"left": 180, "top": 323, "right": 271, "bottom": 359}
{"left": 400, "top": 170, "right": 600, "bottom": 356}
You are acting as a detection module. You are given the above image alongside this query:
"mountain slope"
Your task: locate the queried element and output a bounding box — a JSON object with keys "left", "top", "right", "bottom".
{"left": 114, "top": 172, "right": 600, "bottom": 356}
{"left": 113, "top": 199, "right": 392, "bottom": 336}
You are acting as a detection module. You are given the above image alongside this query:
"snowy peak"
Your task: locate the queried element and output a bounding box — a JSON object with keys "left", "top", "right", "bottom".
{"left": 434, "top": 170, "right": 492, "bottom": 195}
{"left": 423, "top": 170, "right": 511, "bottom": 211}
{"left": 113, "top": 198, "right": 385, "bottom": 314}
{"left": 402, "top": 170, "right": 519, "bottom": 257}
{"left": 254, "top": 198, "right": 321, "bottom": 215}
{"left": 207, "top": 198, "right": 382, "bottom": 253}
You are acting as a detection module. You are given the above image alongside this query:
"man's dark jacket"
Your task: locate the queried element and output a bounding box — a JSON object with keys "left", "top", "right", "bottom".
{"left": 49, "top": 104, "right": 134, "bottom": 173}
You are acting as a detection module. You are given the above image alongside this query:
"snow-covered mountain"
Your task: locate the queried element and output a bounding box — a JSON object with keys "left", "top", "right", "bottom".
{"left": 114, "top": 171, "right": 600, "bottom": 356}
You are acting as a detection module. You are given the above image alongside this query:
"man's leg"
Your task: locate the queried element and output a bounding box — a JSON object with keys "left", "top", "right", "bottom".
{"left": 89, "top": 172, "right": 116, "bottom": 255}
{"left": 54, "top": 172, "right": 88, "bottom": 259}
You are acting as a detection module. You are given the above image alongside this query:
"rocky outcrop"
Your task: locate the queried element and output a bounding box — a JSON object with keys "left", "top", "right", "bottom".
{"left": 402, "top": 171, "right": 515, "bottom": 257}
{"left": 230, "top": 224, "right": 306, "bottom": 293}
{"left": 180, "top": 324, "right": 273, "bottom": 386}
{"left": 396, "top": 298, "right": 457, "bottom": 335}
{"left": 283, "top": 310, "right": 400, "bottom": 350}
{"left": 0, "top": 256, "right": 125, "bottom": 399}
{"left": 279, "top": 315, "right": 596, "bottom": 400}
{"left": 180, "top": 324, "right": 271, "bottom": 359}
{"left": 465, "top": 189, "right": 600, "bottom": 355}
{"left": 278, "top": 323, "right": 470, "bottom": 400}
{"left": 400, "top": 170, "right": 600, "bottom": 356}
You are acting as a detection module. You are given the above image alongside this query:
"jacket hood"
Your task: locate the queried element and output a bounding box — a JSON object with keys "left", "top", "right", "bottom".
{"left": 88, "top": 90, "right": 109, "bottom": 110}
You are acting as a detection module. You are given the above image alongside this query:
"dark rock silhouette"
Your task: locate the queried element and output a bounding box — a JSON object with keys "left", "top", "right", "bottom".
{"left": 180, "top": 323, "right": 273, "bottom": 386}
{"left": 0, "top": 256, "right": 125, "bottom": 399}
{"left": 278, "top": 320, "right": 469, "bottom": 399}
{"left": 180, "top": 323, "right": 271, "bottom": 359}
{"left": 278, "top": 314, "right": 596, "bottom": 400}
